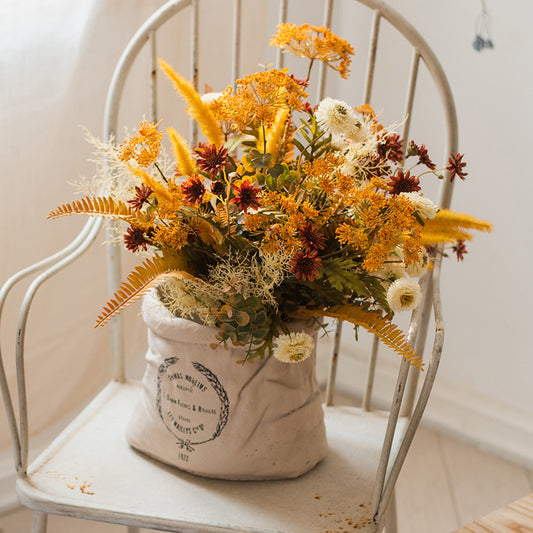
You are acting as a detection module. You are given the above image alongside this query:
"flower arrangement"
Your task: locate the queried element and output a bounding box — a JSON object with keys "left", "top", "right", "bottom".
{"left": 48, "top": 24, "right": 491, "bottom": 368}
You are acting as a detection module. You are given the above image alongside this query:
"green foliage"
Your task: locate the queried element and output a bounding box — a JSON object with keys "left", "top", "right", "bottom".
{"left": 321, "top": 258, "right": 367, "bottom": 294}
{"left": 212, "top": 291, "right": 273, "bottom": 362}
{"left": 292, "top": 115, "right": 331, "bottom": 162}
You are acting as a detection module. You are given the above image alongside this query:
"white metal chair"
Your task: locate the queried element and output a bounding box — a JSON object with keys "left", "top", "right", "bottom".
{"left": 0, "top": 0, "right": 457, "bottom": 531}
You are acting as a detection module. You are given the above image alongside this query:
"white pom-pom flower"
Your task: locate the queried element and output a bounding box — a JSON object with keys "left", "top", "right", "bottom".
{"left": 273, "top": 331, "right": 315, "bottom": 363}
{"left": 386, "top": 278, "right": 423, "bottom": 312}
{"left": 400, "top": 192, "right": 439, "bottom": 220}
{"left": 315, "top": 98, "right": 367, "bottom": 141}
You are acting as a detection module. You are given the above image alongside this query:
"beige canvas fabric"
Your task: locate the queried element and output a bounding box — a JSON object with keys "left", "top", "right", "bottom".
{"left": 126, "top": 290, "right": 327, "bottom": 480}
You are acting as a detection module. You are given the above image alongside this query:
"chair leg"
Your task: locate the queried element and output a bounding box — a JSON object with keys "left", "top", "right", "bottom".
{"left": 31, "top": 511, "right": 48, "bottom": 533}
{"left": 384, "top": 489, "right": 398, "bottom": 533}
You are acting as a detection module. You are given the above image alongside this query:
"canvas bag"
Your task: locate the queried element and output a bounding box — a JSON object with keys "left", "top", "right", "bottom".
{"left": 126, "top": 290, "right": 328, "bottom": 480}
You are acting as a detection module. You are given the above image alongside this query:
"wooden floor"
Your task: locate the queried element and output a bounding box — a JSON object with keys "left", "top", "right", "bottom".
{"left": 1, "top": 424, "right": 532, "bottom": 533}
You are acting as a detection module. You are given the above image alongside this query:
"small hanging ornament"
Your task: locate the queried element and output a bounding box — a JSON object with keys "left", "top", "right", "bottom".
{"left": 473, "top": 0, "right": 494, "bottom": 51}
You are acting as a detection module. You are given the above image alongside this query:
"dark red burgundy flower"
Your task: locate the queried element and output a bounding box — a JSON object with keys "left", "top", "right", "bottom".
{"left": 127, "top": 184, "right": 153, "bottom": 210}
{"left": 124, "top": 226, "right": 151, "bottom": 252}
{"left": 302, "top": 102, "right": 315, "bottom": 116}
{"left": 378, "top": 133, "right": 404, "bottom": 163}
{"left": 181, "top": 175, "right": 206, "bottom": 205}
{"left": 388, "top": 170, "right": 421, "bottom": 195}
{"left": 210, "top": 180, "right": 226, "bottom": 196}
{"left": 299, "top": 222, "right": 326, "bottom": 251}
{"left": 408, "top": 141, "right": 436, "bottom": 170}
{"left": 195, "top": 143, "right": 229, "bottom": 177}
{"left": 446, "top": 153, "right": 468, "bottom": 182}
{"left": 452, "top": 240, "right": 468, "bottom": 261}
{"left": 289, "top": 248, "right": 323, "bottom": 282}
{"left": 230, "top": 180, "right": 261, "bottom": 213}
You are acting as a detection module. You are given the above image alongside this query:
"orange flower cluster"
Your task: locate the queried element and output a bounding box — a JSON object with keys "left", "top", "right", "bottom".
{"left": 337, "top": 188, "right": 420, "bottom": 272}
{"left": 302, "top": 153, "right": 341, "bottom": 194}
{"left": 210, "top": 70, "right": 308, "bottom": 130}
{"left": 117, "top": 121, "right": 162, "bottom": 167}
{"left": 270, "top": 23, "right": 355, "bottom": 79}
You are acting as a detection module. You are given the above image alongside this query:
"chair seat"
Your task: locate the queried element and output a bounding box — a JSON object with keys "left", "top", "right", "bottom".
{"left": 17, "top": 380, "right": 405, "bottom": 532}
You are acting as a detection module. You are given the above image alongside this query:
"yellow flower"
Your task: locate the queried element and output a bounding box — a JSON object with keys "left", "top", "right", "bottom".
{"left": 151, "top": 222, "right": 189, "bottom": 251}
{"left": 117, "top": 121, "right": 162, "bottom": 167}
{"left": 270, "top": 23, "right": 355, "bottom": 79}
{"left": 211, "top": 70, "right": 307, "bottom": 130}
{"left": 337, "top": 188, "right": 421, "bottom": 272}
{"left": 244, "top": 213, "right": 269, "bottom": 232}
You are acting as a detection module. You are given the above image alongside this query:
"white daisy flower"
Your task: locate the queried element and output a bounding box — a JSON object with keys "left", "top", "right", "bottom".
{"left": 273, "top": 331, "right": 315, "bottom": 363}
{"left": 400, "top": 192, "right": 439, "bottom": 220}
{"left": 386, "top": 278, "right": 423, "bottom": 312}
{"left": 315, "top": 97, "right": 363, "bottom": 139}
{"left": 406, "top": 249, "right": 430, "bottom": 278}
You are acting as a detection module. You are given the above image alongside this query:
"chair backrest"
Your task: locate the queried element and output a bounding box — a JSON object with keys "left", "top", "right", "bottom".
{"left": 0, "top": 0, "right": 455, "bottom": 525}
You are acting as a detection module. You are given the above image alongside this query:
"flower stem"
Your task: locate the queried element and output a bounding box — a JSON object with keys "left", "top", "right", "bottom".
{"left": 154, "top": 162, "right": 168, "bottom": 183}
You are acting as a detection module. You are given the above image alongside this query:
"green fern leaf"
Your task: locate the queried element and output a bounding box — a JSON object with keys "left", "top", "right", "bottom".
{"left": 322, "top": 259, "right": 366, "bottom": 294}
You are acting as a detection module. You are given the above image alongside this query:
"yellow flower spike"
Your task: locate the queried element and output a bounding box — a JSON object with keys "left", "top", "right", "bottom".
{"left": 167, "top": 127, "right": 196, "bottom": 176}
{"left": 420, "top": 209, "right": 492, "bottom": 245}
{"left": 420, "top": 230, "right": 473, "bottom": 246}
{"left": 159, "top": 58, "right": 224, "bottom": 148}
{"left": 429, "top": 209, "right": 493, "bottom": 233}
{"left": 264, "top": 107, "right": 290, "bottom": 164}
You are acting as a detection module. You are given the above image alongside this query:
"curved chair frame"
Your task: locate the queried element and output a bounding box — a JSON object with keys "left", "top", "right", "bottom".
{"left": 0, "top": 1, "right": 457, "bottom": 531}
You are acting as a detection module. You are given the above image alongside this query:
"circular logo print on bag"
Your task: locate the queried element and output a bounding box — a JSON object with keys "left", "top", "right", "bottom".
{"left": 157, "top": 357, "right": 229, "bottom": 453}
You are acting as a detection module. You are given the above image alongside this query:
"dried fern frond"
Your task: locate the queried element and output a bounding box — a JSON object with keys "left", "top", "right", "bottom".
{"left": 213, "top": 203, "right": 236, "bottom": 232}
{"left": 47, "top": 196, "right": 151, "bottom": 226}
{"left": 301, "top": 304, "right": 424, "bottom": 369}
{"left": 159, "top": 59, "right": 224, "bottom": 148}
{"left": 96, "top": 255, "right": 196, "bottom": 327}
{"left": 167, "top": 127, "right": 196, "bottom": 176}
